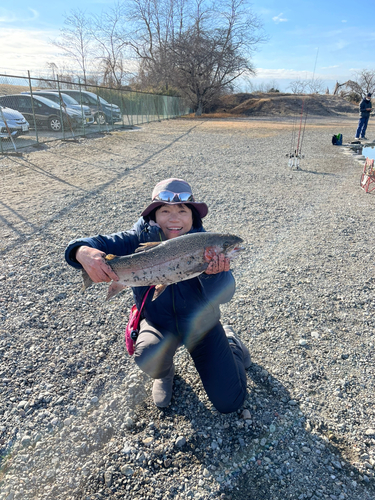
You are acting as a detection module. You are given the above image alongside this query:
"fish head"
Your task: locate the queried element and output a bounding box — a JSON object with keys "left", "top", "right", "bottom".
{"left": 206, "top": 233, "right": 244, "bottom": 261}
{"left": 220, "top": 234, "right": 244, "bottom": 258}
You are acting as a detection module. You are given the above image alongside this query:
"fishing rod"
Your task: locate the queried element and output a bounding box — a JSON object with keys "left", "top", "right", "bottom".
{"left": 288, "top": 98, "right": 306, "bottom": 170}
{"left": 288, "top": 49, "right": 319, "bottom": 170}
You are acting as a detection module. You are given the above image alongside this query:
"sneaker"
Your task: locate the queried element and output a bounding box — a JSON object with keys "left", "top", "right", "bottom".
{"left": 355, "top": 137, "right": 360, "bottom": 140}
{"left": 152, "top": 364, "right": 175, "bottom": 407}
{"left": 223, "top": 325, "right": 251, "bottom": 369}
{"left": 361, "top": 136, "right": 368, "bottom": 140}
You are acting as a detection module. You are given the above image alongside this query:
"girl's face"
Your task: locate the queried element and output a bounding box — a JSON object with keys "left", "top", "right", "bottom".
{"left": 155, "top": 203, "right": 193, "bottom": 239}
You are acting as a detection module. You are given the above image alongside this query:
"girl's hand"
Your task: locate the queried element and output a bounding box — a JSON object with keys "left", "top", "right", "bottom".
{"left": 75, "top": 246, "right": 119, "bottom": 283}
{"left": 205, "top": 253, "right": 230, "bottom": 274}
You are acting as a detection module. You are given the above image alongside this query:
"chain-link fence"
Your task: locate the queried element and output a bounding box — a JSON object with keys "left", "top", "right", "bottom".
{"left": 0, "top": 73, "right": 190, "bottom": 153}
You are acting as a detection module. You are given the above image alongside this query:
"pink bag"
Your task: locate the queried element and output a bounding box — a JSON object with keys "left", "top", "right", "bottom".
{"left": 125, "top": 287, "right": 153, "bottom": 356}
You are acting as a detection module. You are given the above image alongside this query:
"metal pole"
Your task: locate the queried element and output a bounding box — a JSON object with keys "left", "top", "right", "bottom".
{"left": 27, "top": 71, "right": 39, "bottom": 143}
{"left": 56, "top": 75, "right": 68, "bottom": 139}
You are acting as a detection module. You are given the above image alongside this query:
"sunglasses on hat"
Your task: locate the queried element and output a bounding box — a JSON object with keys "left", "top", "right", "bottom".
{"left": 153, "top": 191, "right": 195, "bottom": 203}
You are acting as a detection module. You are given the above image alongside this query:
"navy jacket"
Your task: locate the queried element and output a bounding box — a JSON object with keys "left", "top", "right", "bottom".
{"left": 360, "top": 97, "right": 372, "bottom": 118}
{"left": 65, "top": 218, "right": 235, "bottom": 340}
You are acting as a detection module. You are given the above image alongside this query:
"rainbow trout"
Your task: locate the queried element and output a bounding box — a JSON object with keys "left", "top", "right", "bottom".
{"left": 82, "top": 232, "right": 243, "bottom": 300}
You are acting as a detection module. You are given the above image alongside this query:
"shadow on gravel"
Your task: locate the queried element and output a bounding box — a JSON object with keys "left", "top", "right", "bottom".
{"left": 0, "top": 200, "right": 38, "bottom": 236}
{"left": 298, "top": 169, "right": 337, "bottom": 176}
{"left": 219, "top": 364, "right": 375, "bottom": 500}
{"left": 114, "top": 361, "right": 375, "bottom": 500}
{"left": 1, "top": 352, "right": 374, "bottom": 500}
{"left": 1, "top": 122, "right": 204, "bottom": 256}
{"left": 5, "top": 156, "right": 87, "bottom": 191}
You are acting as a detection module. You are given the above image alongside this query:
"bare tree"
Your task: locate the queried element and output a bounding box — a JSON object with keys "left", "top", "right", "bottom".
{"left": 288, "top": 79, "right": 308, "bottom": 94}
{"left": 306, "top": 77, "right": 325, "bottom": 94}
{"left": 52, "top": 10, "right": 93, "bottom": 85}
{"left": 351, "top": 69, "right": 375, "bottom": 97}
{"left": 265, "top": 79, "right": 280, "bottom": 92}
{"left": 46, "top": 62, "right": 58, "bottom": 82}
{"left": 245, "top": 80, "right": 280, "bottom": 93}
{"left": 128, "top": 0, "right": 266, "bottom": 114}
{"left": 127, "top": 0, "right": 188, "bottom": 91}
{"left": 333, "top": 78, "right": 367, "bottom": 102}
{"left": 91, "top": 3, "right": 133, "bottom": 88}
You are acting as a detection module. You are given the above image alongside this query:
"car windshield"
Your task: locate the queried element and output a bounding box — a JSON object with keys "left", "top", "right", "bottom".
{"left": 85, "top": 93, "right": 110, "bottom": 105}
{"left": 39, "top": 93, "right": 80, "bottom": 105}
{"left": 34, "top": 96, "right": 60, "bottom": 109}
{"left": 98, "top": 96, "right": 110, "bottom": 105}
{"left": 57, "top": 94, "right": 80, "bottom": 105}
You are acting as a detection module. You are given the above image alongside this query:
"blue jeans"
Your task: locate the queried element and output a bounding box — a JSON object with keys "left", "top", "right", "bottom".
{"left": 135, "top": 319, "right": 247, "bottom": 413}
{"left": 356, "top": 116, "right": 370, "bottom": 138}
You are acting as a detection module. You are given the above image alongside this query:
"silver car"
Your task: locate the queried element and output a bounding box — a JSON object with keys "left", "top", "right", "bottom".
{"left": 0, "top": 105, "right": 30, "bottom": 138}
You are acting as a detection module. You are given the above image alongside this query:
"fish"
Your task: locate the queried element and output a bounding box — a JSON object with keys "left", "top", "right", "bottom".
{"left": 81, "top": 232, "right": 244, "bottom": 301}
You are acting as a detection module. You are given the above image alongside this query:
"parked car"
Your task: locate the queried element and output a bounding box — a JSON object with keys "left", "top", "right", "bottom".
{"left": 49, "top": 89, "right": 122, "bottom": 125}
{"left": 0, "top": 105, "right": 29, "bottom": 138}
{"left": 22, "top": 91, "right": 95, "bottom": 125}
{"left": 0, "top": 94, "right": 85, "bottom": 132}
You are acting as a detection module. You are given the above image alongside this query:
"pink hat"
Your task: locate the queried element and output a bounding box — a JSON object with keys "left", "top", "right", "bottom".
{"left": 141, "top": 178, "right": 208, "bottom": 218}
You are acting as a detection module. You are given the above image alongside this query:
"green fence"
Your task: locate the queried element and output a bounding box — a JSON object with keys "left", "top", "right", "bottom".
{"left": 0, "top": 73, "right": 189, "bottom": 153}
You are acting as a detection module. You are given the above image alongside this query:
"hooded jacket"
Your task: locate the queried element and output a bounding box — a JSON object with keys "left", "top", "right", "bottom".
{"left": 65, "top": 217, "right": 235, "bottom": 343}
{"left": 359, "top": 97, "right": 372, "bottom": 118}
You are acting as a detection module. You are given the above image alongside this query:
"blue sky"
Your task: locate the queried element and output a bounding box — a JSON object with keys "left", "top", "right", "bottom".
{"left": 1, "top": 0, "right": 374, "bottom": 92}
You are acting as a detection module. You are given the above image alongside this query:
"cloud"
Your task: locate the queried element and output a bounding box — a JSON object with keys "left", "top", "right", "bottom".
{"left": 0, "top": 27, "right": 137, "bottom": 78}
{"left": 0, "top": 28, "right": 62, "bottom": 74}
{"left": 342, "top": 20, "right": 347, "bottom": 23}
{"left": 250, "top": 67, "right": 349, "bottom": 82}
{"left": 253, "top": 68, "right": 310, "bottom": 79}
{"left": 334, "top": 39, "right": 349, "bottom": 50}
{"left": 272, "top": 13, "right": 288, "bottom": 23}
{"left": 0, "top": 8, "right": 39, "bottom": 24}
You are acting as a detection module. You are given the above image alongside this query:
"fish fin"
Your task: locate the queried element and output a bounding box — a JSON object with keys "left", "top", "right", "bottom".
{"left": 82, "top": 269, "right": 93, "bottom": 291}
{"left": 106, "top": 282, "right": 127, "bottom": 301}
{"left": 204, "top": 247, "right": 217, "bottom": 262}
{"left": 105, "top": 254, "right": 117, "bottom": 261}
{"left": 152, "top": 284, "right": 168, "bottom": 301}
{"left": 134, "top": 242, "right": 161, "bottom": 253}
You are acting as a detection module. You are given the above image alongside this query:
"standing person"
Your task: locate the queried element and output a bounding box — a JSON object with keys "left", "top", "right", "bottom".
{"left": 355, "top": 93, "right": 372, "bottom": 140}
{"left": 65, "top": 178, "right": 250, "bottom": 413}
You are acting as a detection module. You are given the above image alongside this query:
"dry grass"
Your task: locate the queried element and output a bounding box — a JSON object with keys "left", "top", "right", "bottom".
{"left": 0, "top": 83, "right": 31, "bottom": 96}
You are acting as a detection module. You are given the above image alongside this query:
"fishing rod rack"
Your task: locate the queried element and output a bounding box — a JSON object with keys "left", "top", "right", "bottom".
{"left": 287, "top": 51, "right": 319, "bottom": 171}
{"left": 287, "top": 151, "right": 305, "bottom": 170}
{"left": 287, "top": 95, "right": 309, "bottom": 171}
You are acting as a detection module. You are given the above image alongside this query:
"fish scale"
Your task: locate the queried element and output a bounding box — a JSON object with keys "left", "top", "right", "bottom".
{"left": 81, "top": 232, "right": 243, "bottom": 300}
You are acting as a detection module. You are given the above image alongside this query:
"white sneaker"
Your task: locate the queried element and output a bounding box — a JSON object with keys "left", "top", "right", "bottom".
{"left": 223, "top": 325, "right": 251, "bottom": 369}
{"left": 355, "top": 137, "right": 360, "bottom": 140}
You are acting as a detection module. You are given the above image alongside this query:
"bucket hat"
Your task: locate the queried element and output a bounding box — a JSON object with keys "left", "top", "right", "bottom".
{"left": 141, "top": 178, "right": 208, "bottom": 218}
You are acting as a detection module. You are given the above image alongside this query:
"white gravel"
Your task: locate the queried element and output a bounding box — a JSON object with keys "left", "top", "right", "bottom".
{"left": 0, "top": 116, "right": 374, "bottom": 500}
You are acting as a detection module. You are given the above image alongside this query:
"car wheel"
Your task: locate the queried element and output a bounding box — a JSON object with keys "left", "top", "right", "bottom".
{"left": 49, "top": 116, "right": 62, "bottom": 132}
{"left": 95, "top": 112, "right": 106, "bottom": 125}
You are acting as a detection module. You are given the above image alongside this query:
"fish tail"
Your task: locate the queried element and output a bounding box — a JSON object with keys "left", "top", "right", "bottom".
{"left": 82, "top": 269, "right": 93, "bottom": 291}
{"left": 152, "top": 284, "right": 168, "bottom": 301}
{"left": 106, "top": 282, "right": 127, "bottom": 301}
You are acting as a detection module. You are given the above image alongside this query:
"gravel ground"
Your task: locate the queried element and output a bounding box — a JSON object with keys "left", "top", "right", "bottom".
{"left": 0, "top": 116, "right": 375, "bottom": 500}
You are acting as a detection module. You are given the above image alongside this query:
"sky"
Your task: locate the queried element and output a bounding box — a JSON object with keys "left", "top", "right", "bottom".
{"left": 1, "top": 0, "right": 375, "bottom": 92}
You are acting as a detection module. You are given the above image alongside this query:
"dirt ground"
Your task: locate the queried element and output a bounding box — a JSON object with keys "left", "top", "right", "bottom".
{"left": 1, "top": 115, "right": 375, "bottom": 500}
{"left": 0, "top": 115, "right": 361, "bottom": 217}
